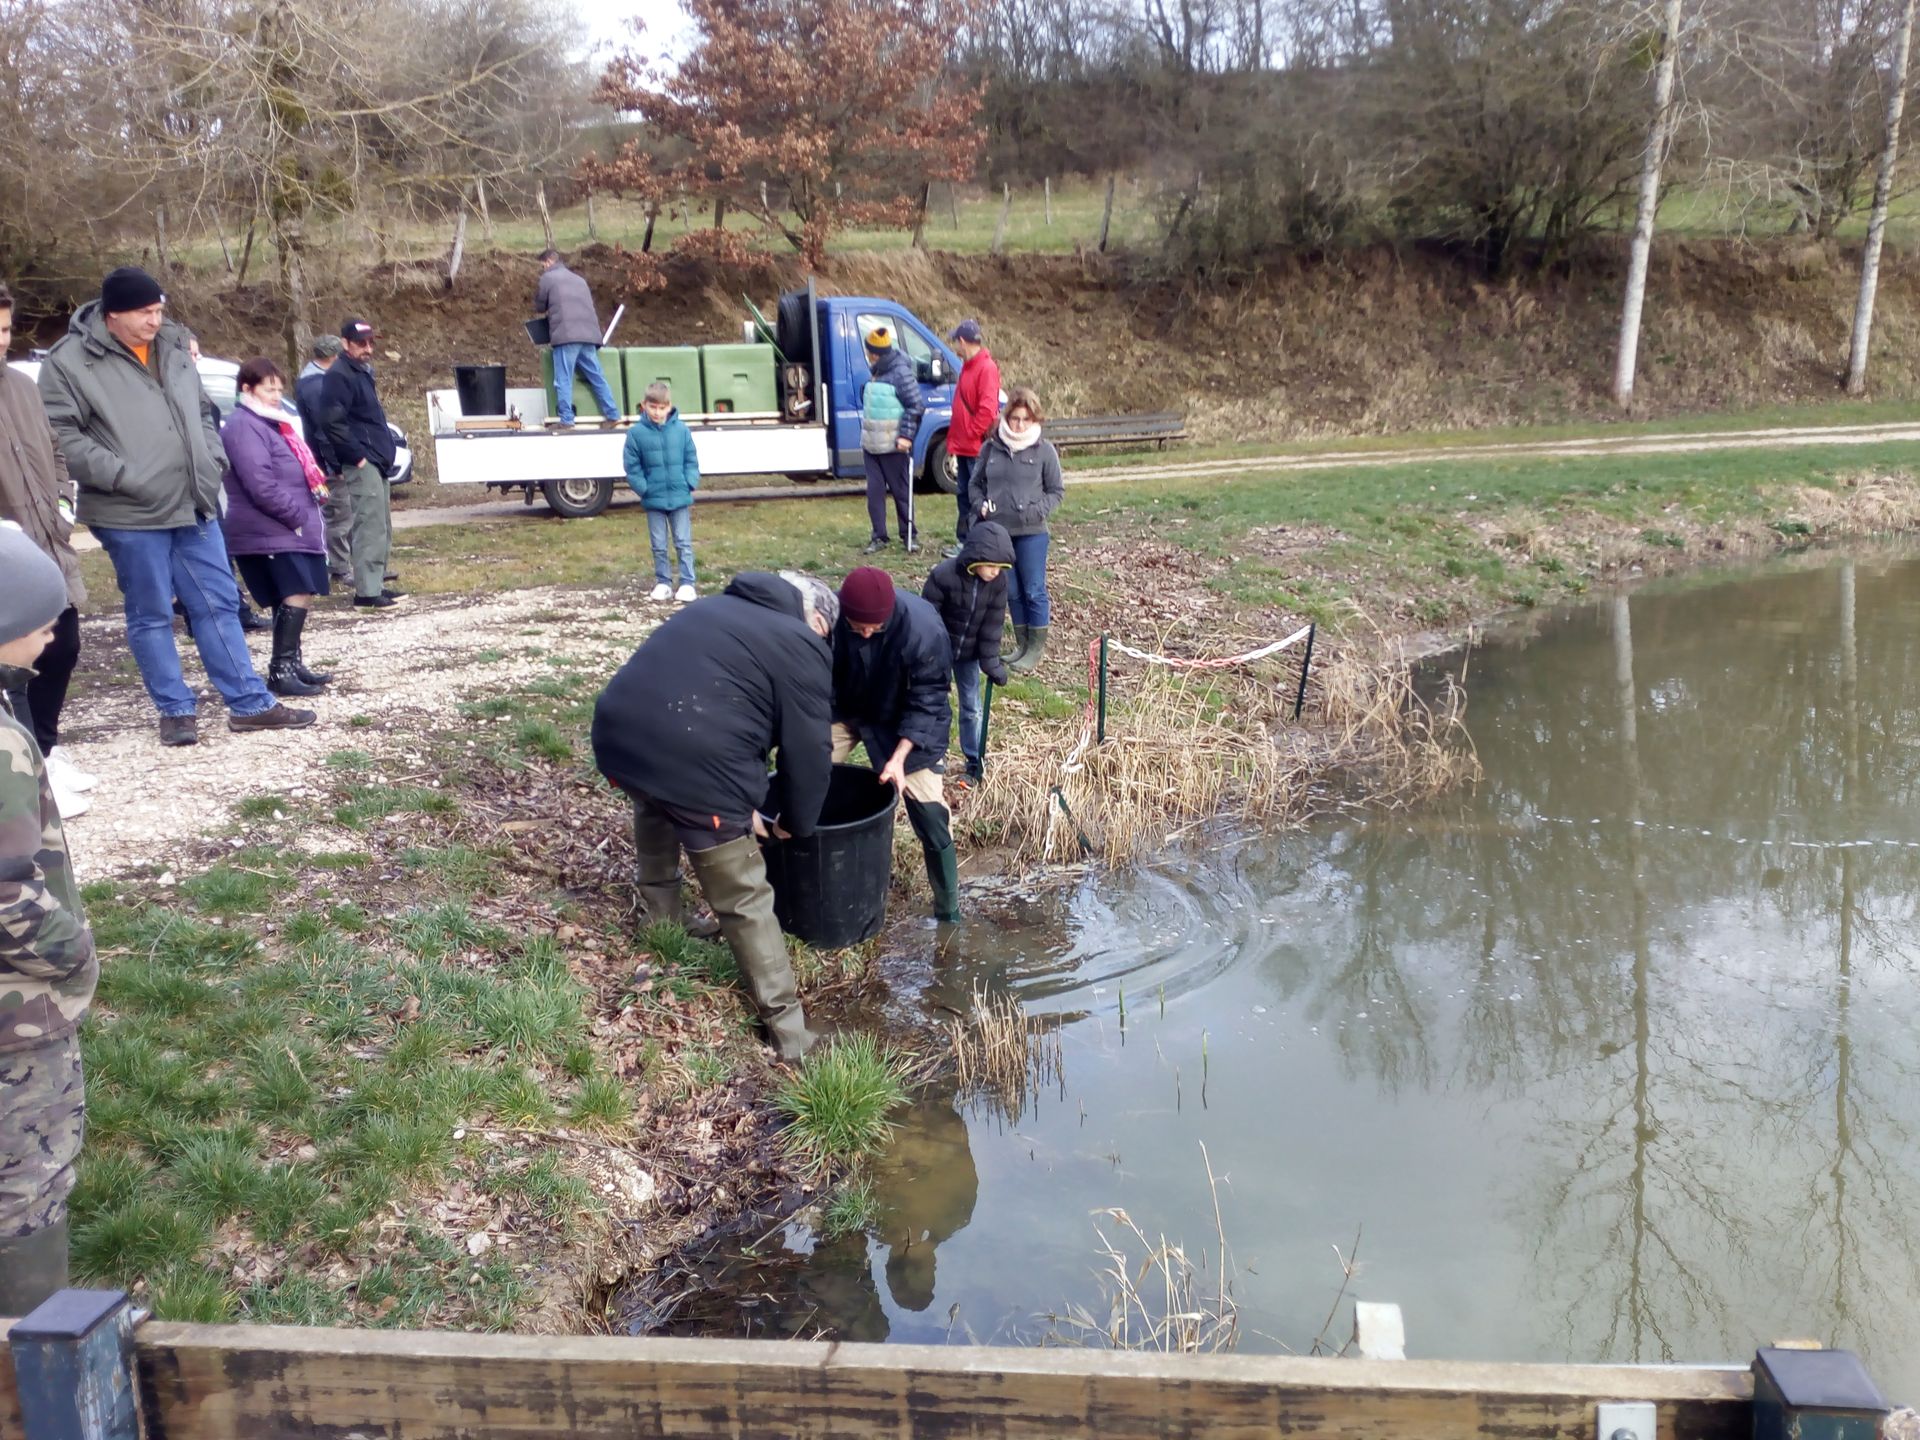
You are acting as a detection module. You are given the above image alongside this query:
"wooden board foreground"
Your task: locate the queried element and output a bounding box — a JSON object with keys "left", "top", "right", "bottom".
{"left": 103, "top": 1324, "right": 1754, "bottom": 1440}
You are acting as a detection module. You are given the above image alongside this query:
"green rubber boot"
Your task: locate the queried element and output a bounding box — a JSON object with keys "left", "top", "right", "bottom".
{"left": 0, "top": 1217, "right": 69, "bottom": 1318}
{"left": 1005, "top": 623, "right": 1030, "bottom": 668}
{"left": 1010, "top": 624, "right": 1048, "bottom": 674}
{"left": 688, "top": 835, "right": 815, "bottom": 1061}
{"left": 925, "top": 840, "right": 962, "bottom": 924}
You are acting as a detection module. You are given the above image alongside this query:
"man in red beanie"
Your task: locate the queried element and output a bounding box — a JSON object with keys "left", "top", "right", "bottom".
{"left": 832, "top": 567, "right": 960, "bottom": 923}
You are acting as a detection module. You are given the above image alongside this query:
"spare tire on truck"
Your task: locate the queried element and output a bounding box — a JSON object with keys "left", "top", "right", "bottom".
{"left": 775, "top": 290, "right": 812, "bottom": 365}
{"left": 541, "top": 475, "right": 613, "bottom": 519}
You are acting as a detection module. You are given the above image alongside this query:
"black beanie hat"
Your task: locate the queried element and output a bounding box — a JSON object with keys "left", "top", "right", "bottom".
{"left": 101, "top": 266, "right": 165, "bottom": 315}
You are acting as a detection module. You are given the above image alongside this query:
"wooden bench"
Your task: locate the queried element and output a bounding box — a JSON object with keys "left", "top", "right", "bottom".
{"left": 1048, "top": 411, "right": 1188, "bottom": 452}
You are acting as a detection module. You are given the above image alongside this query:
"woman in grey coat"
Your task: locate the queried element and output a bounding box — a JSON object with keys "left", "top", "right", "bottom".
{"left": 969, "top": 385, "right": 1063, "bottom": 672}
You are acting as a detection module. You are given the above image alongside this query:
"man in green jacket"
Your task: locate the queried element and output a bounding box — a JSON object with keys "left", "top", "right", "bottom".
{"left": 37, "top": 268, "right": 313, "bottom": 746}
{"left": 0, "top": 527, "right": 96, "bottom": 1315}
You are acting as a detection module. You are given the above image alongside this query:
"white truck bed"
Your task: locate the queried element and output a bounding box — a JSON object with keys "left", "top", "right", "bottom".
{"left": 428, "top": 388, "right": 830, "bottom": 486}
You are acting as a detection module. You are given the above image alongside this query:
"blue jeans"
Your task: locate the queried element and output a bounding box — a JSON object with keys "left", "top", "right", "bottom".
{"left": 955, "top": 659, "right": 983, "bottom": 760}
{"left": 552, "top": 343, "right": 619, "bottom": 424}
{"left": 953, "top": 454, "right": 975, "bottom": 541}
{"left": 93, "top": 519, "right": 276, "bottom": 718}
{"left": 1008, "top": 530, "right": 1051, "bottom": 627}
{"left": 647, "top": 507, "right": 695, "bottom": 587}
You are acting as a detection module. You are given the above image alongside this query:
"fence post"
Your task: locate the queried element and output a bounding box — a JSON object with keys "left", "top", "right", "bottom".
{"left": 1097, "top": 175, "right": 1116, "bottom": 252}
{"left": 1292, "top": 623, "right": 1317, "bottom": 720}
{"left": 10, "top": 1289, "right": 142, "bottom": 1440}
{"left": 1044, "top": 175, "right": 1053, "bottom": 225}
{"left": 1097, "top": 634, "right": 1109, "bottom": 744}
{"left": 990, "top": 183, "right": 1011, "bottom": 255}
{"left": 535, "top": 182, "right": 555, "bottom": 249}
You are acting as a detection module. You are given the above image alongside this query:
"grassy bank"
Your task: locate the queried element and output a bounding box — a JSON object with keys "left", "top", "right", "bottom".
{"left": 68, "top": 435, "right": 1920, "bottom": 1328}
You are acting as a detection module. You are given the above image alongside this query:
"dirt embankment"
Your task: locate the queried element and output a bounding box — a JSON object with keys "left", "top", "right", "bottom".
{"left": 119, "top": 237, "right": 1920, "bottom": 491}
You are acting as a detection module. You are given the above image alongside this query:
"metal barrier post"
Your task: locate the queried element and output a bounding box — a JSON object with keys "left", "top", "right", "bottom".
{"left": 11, "top": 1289, "right": 142, "bottom": 1440}
{"left": 1292, "top": 622, "right": 1317, "bottom": 721}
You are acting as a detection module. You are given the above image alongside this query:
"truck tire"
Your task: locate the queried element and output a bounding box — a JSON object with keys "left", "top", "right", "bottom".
{"left": 921, "top": 434, "right": 958, "bottom": 496}
{"left": 541, "top": 475, "right": 614, "bottom": 519}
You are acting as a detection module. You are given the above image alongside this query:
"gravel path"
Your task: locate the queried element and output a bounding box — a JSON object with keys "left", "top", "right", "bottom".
{"left": 56, "top": 586, "right": 654, "bottom": 881}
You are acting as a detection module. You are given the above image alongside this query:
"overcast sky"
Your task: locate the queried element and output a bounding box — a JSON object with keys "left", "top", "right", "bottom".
{"left": 580, "top": 0, "right": 697, "bottom": 64}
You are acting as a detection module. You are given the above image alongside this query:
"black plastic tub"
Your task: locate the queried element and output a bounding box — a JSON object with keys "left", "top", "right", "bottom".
{"left": 453, "top": 363, "right": 508, "bottom": 417}
{"left": 763, "top": 764, "right": 897, "bottom": 948}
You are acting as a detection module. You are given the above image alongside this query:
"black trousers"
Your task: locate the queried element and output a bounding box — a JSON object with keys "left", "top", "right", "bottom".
{"left": 4, "top": 606, "right": 80, "bottom": 753}
{"left": 864, "top": 450, "right": 913, "bottom": 542}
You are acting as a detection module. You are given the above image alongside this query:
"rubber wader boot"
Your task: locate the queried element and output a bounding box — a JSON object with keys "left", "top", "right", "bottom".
{"left": 266, "top": 606, "right": 325, "bottom": 697}
{"left": 0, "top": 1217, "right": 70, "bottom": 1317}
{"left": 688, "top": 835, "right": 815, "bottom": 1060}
{"left": 631, "top": 802, "right": 720, "bottom": 939}
{"left": 1005, "top": 623, "right": 1030, "bottom": 668}
{"left": 1010, "top": 624, "right": 1048, "bottom": 675}
{"left": 905, "top": 796, "right": 962, "bottom": 923}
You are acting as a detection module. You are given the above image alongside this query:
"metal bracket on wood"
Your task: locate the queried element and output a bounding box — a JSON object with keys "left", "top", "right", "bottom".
{"left": 10, "top": 1289, "right": 142, "bottom": 1440}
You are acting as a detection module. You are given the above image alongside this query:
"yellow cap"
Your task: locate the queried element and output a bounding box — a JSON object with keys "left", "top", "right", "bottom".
{"left": 864, "top": 325, "right": 893, "bottom": 350}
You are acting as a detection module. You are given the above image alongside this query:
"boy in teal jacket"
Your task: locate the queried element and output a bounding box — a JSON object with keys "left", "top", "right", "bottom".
{"left": 623, "top": 381, "right": 701, "bottom": 602}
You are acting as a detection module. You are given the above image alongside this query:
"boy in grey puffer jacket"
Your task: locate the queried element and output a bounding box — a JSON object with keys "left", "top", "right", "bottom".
{"left": 858, "top": 325, "right": 923, "bottom": 554}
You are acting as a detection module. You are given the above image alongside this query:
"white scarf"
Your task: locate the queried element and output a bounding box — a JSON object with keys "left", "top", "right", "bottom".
{"left": 239, "top": 393, "right": 285, "bottom": 422}
{"left": 997, "top": 417, "right": 1042, "bottom": 452}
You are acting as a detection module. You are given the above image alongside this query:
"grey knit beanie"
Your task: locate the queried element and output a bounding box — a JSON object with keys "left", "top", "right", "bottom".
{"left": 0, "top": 524, "right": 67, "bottom": 645}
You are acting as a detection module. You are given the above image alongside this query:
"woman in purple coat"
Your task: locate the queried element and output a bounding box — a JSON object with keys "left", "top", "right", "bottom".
{"left": 220, "top": 357, "right": 333, "bottom": 697}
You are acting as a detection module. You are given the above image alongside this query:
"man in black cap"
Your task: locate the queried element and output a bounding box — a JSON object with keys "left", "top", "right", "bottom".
{"left": 318, "top": 317, "right": 403, "bottom": 611}
{"left": 37, "top": 266, "right": 314, "bottom": 745}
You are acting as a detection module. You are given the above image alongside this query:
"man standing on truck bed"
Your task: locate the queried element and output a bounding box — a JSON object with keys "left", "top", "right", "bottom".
{"left": 319, "top": 317, "right": 403, "bottom": 612}
{"left": 859, "top": 325, "right": 923, "bottom": 555}
{"left": 534, "top": 249, "right": 620, "bottom": 431}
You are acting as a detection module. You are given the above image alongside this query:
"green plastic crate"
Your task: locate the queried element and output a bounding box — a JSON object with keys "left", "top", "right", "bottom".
{"left": 699, "top": 344, "right": 778, "bottom": 415}
{"left": 541, "top": 346, "right": 626, "bottom": 421}
{"left": 621, "top": 346, "right": 704, "bottom": 414}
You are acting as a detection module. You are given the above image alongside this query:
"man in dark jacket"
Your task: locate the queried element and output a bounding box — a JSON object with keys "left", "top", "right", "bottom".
{"left": 921, "top": 521, "right": 1013, "bottom": 782}
{"left": 832, "top": 567, "right": 959, "bottom": 923}
{"left": 535, "top": 250, "right": 619, "bottom": 429}
{"left": 591, "top": 571, "right": 837, "bottom": 1060}
{"left": 295, "top": 334, "right": 351, "bottom": 584}
{"left": 858, "top": 325, "right": 924, "bottom": 555}
{"left": 318, "top": 317, "right": 402, "bottom": 610}
{"left": 37, "top": 267, "right": 311, "bottom": 746}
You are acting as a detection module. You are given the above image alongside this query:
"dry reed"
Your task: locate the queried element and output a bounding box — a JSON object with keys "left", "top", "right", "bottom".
{"left": 950, "top": 983, "right": 1065, "bottom": 1124}
{"left": 973, "top": 625, "right": 1477, "bottom": 866}
{"left": 1038, "top": 1142, "right": 1240, "bottom": 1353}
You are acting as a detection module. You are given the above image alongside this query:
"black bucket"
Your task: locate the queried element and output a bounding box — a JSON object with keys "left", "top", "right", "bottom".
{"left": 763, "top": 764, "right": 897, "bottom": 948}
{"left": 453, "top": 363, "right": 508, "bottom": 417}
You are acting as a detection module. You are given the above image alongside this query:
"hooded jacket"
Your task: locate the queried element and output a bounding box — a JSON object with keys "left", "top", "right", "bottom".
{"left": 591, "top": 573, "right": 833, "bottom": 836}
{"left": 220, "top": 403, "right": 325, "bottom": 557}
{"left": 295, "top": 362, "right": 341, "bottom": 476}
{"left": 921, "top": 521, "right": 1013, "bottom": 681}
{"left": 860, "top": 345, "right": 924, "bottom": 455}
{"left": 534, "top": 262, "right": 603, "bottom": 347}
{"left": 318, "top": 351, "right": 397, "bottom": 477}
{"left": 972, "top": 428, "right": 1064, "bottom": 538}
{"left": 37, "top": 303, "right": 225, "bottom": 531}
{"left": 832, "top": 586, "right": 952, "bottom": 773}
{"left": 0, "top": 360, "right": 85, "bottom": 607}
{"left": 622, "top": 407, "right": 700, "bottom": 511}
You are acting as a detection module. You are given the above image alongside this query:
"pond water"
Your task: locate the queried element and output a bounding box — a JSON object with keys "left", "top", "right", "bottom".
{"left": 671, "top": 552, "right": 1920, "bottom": 1399}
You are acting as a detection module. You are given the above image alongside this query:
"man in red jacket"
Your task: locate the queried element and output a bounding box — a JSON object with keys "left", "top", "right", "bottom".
{"left": 942, "top": 319, "right": 1001, "bottom": 560}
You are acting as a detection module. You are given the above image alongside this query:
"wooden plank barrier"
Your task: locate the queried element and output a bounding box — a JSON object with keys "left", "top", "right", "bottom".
{"left": 114, "top": 1325, "right": 1754, "bottom": 1440}
{"left": 0, "top": 1325, "right": 23, "bottom": 1440}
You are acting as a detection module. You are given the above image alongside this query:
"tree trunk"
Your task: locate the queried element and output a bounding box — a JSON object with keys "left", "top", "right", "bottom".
{"left": 642, "top": 201, "right": 659, "bottom": 253}
{"left": 447, "top": 209, "right": 467, "bottom": 288}
{"left": 217, "top": 226, "right": 235, "bottom": 274}
{"left": 1612, "top": 0, "right": 1685, "bottom": 409}
{"left": 1098, "top": 174, "right": 1117, "bottom": 252}
{"left": 1044, "top": 176, "right": 1053, "bottom": 225}
{"left": 949, "top": 181, "right": 960, "bottom": 228}
{"left": 154, "top": 205, "right": 172, "bottom": 273}
{"left": 713, "top": 196, "right": 728, "bottom": 229}
{"left": 275, "top": 217, "right": 310, "bottom": 377}
{"left": 536, "top": 182, "right": 556, "bottom": 250}
{"left": 585, "top": 191, "right": 598, "bottom": 240}
{"left": 990, "top": 182, "right": 1011, "bottom": 254}
{"left": 475, "top": 177, "right": 496, "bottom": 242}
{"left": 912, "top": 181, "right": 931, "bottom": 250}
{"left": 1848, "top": 0, "right": 1918, "bottom": 394}
{"left": 236, "top": 220, "right": 257, "bottom": 288}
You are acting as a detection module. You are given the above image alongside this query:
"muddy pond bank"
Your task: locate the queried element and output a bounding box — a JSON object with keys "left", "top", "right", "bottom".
{"left": 646, "top": 548, "right": 1920, "bottom": 1401}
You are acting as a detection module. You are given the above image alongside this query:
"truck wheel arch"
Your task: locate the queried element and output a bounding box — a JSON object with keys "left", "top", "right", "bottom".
{"left": 921, "top": 431, "right": 957, "bottom": 496}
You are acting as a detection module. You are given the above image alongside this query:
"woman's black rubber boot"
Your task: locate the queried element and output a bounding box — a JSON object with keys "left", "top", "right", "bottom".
{"left": 281, "top": 604, "right": 333, "bottom": 686}
{"left": 267, "top": 606, "right": 326, "bottom": 697}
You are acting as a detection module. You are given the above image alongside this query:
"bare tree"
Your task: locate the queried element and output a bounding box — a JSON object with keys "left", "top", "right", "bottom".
{"left": 1846, "top": 0, "right": 1918, "bottom": 393}
{"left": 1614, "top": 0, "right": 1688, "bottom": 408}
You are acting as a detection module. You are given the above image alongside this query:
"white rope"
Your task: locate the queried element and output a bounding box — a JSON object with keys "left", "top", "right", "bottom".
{"left": 1104, "top": 623, "right": 1314, "bottom": 671}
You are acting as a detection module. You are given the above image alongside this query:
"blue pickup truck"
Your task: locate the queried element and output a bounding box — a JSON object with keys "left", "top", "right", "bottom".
{"left": 429, "top": 279, "right": 971, "bottom": 517}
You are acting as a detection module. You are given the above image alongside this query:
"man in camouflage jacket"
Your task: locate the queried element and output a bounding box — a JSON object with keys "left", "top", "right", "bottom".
{"left": 0, "top": 526, "right": 96, "bottom": 1315}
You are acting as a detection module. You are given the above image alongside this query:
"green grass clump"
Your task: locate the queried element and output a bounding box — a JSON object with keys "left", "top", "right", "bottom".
{"left": 514, "top": 717, "right": 573, "bottom": 761}
{"left": 774, "top": 1035, "right": 908, "bottom": 1172}
{"left": 820, "top": 1173, "right": 879, "bottom": 1240}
